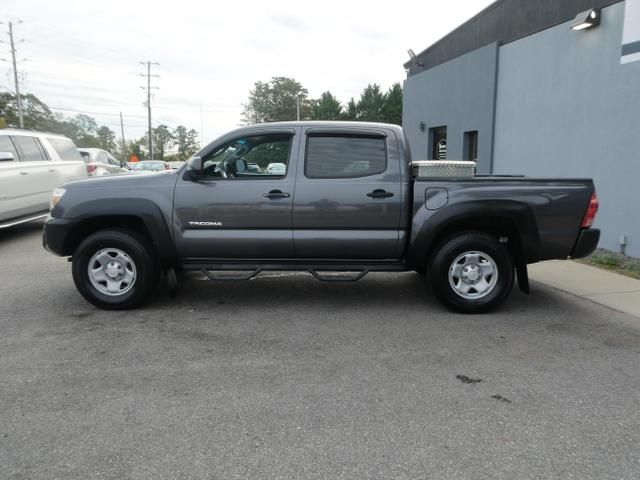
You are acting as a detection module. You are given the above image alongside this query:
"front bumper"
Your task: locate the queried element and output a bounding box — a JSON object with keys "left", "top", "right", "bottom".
{"left": 42, "top": 215, "right": 81, "bottom": 257}
{"left": 571, "top": 228, "right": 600, "bottom": 259}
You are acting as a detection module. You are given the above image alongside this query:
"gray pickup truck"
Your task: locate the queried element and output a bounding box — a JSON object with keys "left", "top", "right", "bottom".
{"left": 43, "top": 121, "right": 600, "bottom": 313}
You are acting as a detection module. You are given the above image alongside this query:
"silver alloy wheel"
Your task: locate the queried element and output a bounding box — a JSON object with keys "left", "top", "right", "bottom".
{"left": 448, "top": 250, "right": 498, "bottom": 300}
{"left": 88, "top": 248, "right": 137, "bottom": 296}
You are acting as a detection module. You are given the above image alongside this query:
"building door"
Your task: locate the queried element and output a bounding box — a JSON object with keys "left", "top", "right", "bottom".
{"left": 464, "top": 131, "right": 478, "bottom": 162}
{"left": 430, "top": 127, "right": 447, "bottom": 160}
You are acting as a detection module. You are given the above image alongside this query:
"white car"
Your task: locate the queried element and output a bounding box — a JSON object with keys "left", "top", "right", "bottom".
{"left": 78, "top": 148, "right": 129, "bottom": 176}
{"left": 0, "top": 129, "right": 88, "bottom": 228}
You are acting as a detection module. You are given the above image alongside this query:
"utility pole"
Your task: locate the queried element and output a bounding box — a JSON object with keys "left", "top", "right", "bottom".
{"left": 3, "top": 21, "right": 24, "bottom": 128}
{"left": 119, "top": 112, "right": 126, "bottom": 159}
{"left": 139, "top": 61, "right": 159, "bottom": 159}
{"left": 296, "top": 96, "right": 300, "bottom": 121}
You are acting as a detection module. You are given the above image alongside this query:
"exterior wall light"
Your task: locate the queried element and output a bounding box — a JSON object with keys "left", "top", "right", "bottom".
{"left": 407, "top": 49, "right": 424, "bottom": 70}
{"left": 419, "top": 121, "right": 426, "bottom": 132}
{"left": 571, "top": 8, "right": 601, "bottom": 30}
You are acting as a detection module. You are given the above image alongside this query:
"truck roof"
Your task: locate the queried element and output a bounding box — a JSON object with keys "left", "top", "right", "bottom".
{"left": 239, "top": 121, "right": 403, "bottom": 130}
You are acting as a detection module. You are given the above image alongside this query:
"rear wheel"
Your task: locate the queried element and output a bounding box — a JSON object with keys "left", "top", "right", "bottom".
{"left": 428, "top": 232, "right": 514, "bottom": 313}
{"left": 72, "top": 229, "right": 159, "bottom": 310}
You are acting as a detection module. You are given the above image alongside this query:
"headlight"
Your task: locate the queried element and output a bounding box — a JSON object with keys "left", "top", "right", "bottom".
{"left": 49, "top": 188, "right": 66, "bottom": 211}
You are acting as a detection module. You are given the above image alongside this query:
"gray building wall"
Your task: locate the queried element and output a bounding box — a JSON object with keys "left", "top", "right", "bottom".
{"left": 402, "top": 42, "right": 499, "bottom": 174}
{"left": 493, "top": 2, "right": 640, "bottom": 256}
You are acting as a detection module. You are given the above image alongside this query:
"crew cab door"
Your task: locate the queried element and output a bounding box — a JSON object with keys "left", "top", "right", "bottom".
{"left": 173, "top": 128, "right": 299, "bottom": 259}
{"left": 293, "top": 127, "right": 404, "bottom": 259}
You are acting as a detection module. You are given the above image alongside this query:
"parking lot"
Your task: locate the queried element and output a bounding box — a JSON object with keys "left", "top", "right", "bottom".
{"left": 1, "top": 221, "right": 639, "bottom": 479}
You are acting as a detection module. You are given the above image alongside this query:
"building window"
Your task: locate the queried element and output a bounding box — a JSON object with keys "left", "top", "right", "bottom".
{"left": 429, "top": 126, "right": 447, "bottom": 160}
{"left": 464, "top": 131, "right": 478, "bottom": 162}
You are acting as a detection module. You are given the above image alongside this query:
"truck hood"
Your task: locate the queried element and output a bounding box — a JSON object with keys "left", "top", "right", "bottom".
{"left": 64, "top": 171, "right": 177, "bottom": 190}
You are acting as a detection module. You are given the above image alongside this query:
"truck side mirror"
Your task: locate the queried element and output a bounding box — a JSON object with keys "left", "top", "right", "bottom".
{"left": 0, "top": 151, "right": 15, "bottom": 162}
{"left": 185, "top": 156, "right": 203, "bottom": 179}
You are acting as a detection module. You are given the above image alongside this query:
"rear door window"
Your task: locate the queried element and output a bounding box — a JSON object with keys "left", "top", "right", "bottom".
{"left": 0, "top": 135, "right": 19, "bottom": 161}
{"left": 47, "top": 137, "right": 82, "bottom": 161}
{"left": 305, "top": 135, "right": 387, "bottom": 179}
{"left": 11, "top": 136, "right": 49, "bottom": 162}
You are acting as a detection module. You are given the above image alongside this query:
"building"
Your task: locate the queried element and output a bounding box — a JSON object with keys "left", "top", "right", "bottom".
{"left": 403, "top": 0, "right": 640, "bottom": 257}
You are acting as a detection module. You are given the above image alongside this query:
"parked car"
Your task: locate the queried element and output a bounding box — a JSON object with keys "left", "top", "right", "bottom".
{"left": 43, "top": 121, "right": 600, "bottom": 313}
{"left": 168, "top": 161, "right": 186, "bottom": 171}
{"left": 78, "top": 148, "right": 129, "bottom": 176}
{"left": 0, "top": 129, "right": 87, "bottom": 229}
{"left": 129, "top": 160, "right": 171, "bottom": 172}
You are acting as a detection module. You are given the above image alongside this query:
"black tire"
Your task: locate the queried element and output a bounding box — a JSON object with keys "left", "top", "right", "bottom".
{"left": 428, "top": 232, "right": 514, "bottom": 314}
{"left": 72, "top": 229, "right": 160, "bottom": 310}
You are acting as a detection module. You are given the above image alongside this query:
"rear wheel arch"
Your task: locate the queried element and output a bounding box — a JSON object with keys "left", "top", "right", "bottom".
{"left": 411, "top": 202, "right": 540, "bottom": 271}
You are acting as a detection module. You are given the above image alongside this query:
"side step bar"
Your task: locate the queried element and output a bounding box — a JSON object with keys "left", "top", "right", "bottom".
{"left": 198, "top": 268, "right": 370, "bottom": 282}
{"left": 184, "top": 261, "right": 410, "bottom": 283}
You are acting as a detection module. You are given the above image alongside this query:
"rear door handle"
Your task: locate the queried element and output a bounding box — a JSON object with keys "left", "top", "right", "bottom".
{"left": 263, "top": 190, "right": 290, "bottom": 199}
{"left": 49, "top": 168, "right": 57, "bottom": 172}
{"left": 19, "top": 171, "right": 29, "bottom": 175}
{"left": 367, "top": 189, "right": 394, "bottom": 199}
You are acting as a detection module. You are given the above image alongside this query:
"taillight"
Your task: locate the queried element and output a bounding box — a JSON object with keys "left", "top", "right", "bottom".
{"left": 86, "top": 164, "right": 98, "bottom": 176}
{"left": 581, "top": 192, "right": 599, "bottom": 228}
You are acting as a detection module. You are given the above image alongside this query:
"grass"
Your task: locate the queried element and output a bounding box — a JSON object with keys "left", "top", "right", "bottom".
{"left": 577, "top": 248, "right": 640, "bottom": 280}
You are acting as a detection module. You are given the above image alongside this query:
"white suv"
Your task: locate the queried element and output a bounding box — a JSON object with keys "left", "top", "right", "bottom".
{"left": 0, "top": 129, "right": 88, "bottom": 228}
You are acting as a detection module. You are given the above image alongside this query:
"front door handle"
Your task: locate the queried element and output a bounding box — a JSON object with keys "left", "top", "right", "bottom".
{"left": 263, "top": 189, "right": 290, "bottom": 199}
{"left": 367, "top": 189, "right": 394, "bottom": 199}
{"left": 19, "top": 171, "right": 29, "bottom": 175}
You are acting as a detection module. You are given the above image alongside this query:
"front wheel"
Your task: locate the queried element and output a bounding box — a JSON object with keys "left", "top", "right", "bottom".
{"left": 72, "top": 229, "right": 159, "bottom": 310}
{"left": 428, "top": 232, "right": 514, "bottom": 314}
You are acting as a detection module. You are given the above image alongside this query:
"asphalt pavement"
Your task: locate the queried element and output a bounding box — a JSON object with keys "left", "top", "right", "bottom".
{"left": 1, "top": 221, "right": 639, "bottom": 480}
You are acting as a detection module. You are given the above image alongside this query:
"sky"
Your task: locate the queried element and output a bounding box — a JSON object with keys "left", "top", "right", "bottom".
{"left": 2, "top": 0, "right": 494, "bottom": 145}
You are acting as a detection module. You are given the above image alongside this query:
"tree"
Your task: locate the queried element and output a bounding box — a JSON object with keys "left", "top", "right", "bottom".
{"left": 0, "top": 92, "right": 58, "bottom": 130}
{"left": 174, "top": 125, "right": 199, "bottom": 159}
{"left": 128, "top": 139, "right": 146, "bottom": 159}
{"left": 341, "top": 98, "right": 359, "bottom": 121}
{"left": 382, "top": 83, "right": 403, "bottom": 126}
{"left": 143, "top": 124, "right": 174, "bottom": 160}
{"left": 96, "top": 126, "right": 117, "bottom": 152}
{"left": 311, "top": 91, "right": 343, "bottom": 120}
{"left": 242, "top": 77, "right": 311, "bottom": 124}
{"left": 357, "top": 84, "right": 386, "bottom": 122}
{"left": 71, "top": 114, "right": 98, "bottom": 135}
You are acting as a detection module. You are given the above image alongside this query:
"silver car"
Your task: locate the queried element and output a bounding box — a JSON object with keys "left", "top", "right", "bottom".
{"left": 78, "top": 148, "right": 129, "bottom": 176}
{"left": 0, "top": 129, "right": 88, "bottom": 228}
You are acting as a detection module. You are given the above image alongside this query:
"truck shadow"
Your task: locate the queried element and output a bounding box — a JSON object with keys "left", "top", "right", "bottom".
{"left": 0, "top": 220, "right": 45, "bottom": 244}
{"left": 152, "top": 270, "right": 549, "bottom": 316}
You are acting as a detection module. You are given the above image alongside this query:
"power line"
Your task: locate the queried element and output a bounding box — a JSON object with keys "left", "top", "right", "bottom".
{"left": 139, "top": 61, "right": 159, "bottom": 159}
{"left": 50, "top": 106, "right": 148, "bottom": 119}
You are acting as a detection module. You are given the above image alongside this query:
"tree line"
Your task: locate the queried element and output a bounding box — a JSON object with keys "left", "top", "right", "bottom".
{"left": 1, "top": 77, "right": 403, "bottom": 160}
{"left": 242, "top": 77, "right": 403, "bottom": 125}
{"left": 0, "top": 92, "right": 199, "bottom": 161}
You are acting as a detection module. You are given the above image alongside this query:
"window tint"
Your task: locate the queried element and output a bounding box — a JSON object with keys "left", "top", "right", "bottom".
{"left": 0, "top": 135, "right": 19, "bottom": 161}
{"left": 12, "top": 136, "right": 48, "bottom": 162}
{"left": 201, "top": 133, "right": 292, "bottom": 179}
{"left": 305, "top": 135, "right": 386, "bottom": 179}
{"left": 47, "top": 137, "right": 82, "bottom": 161}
